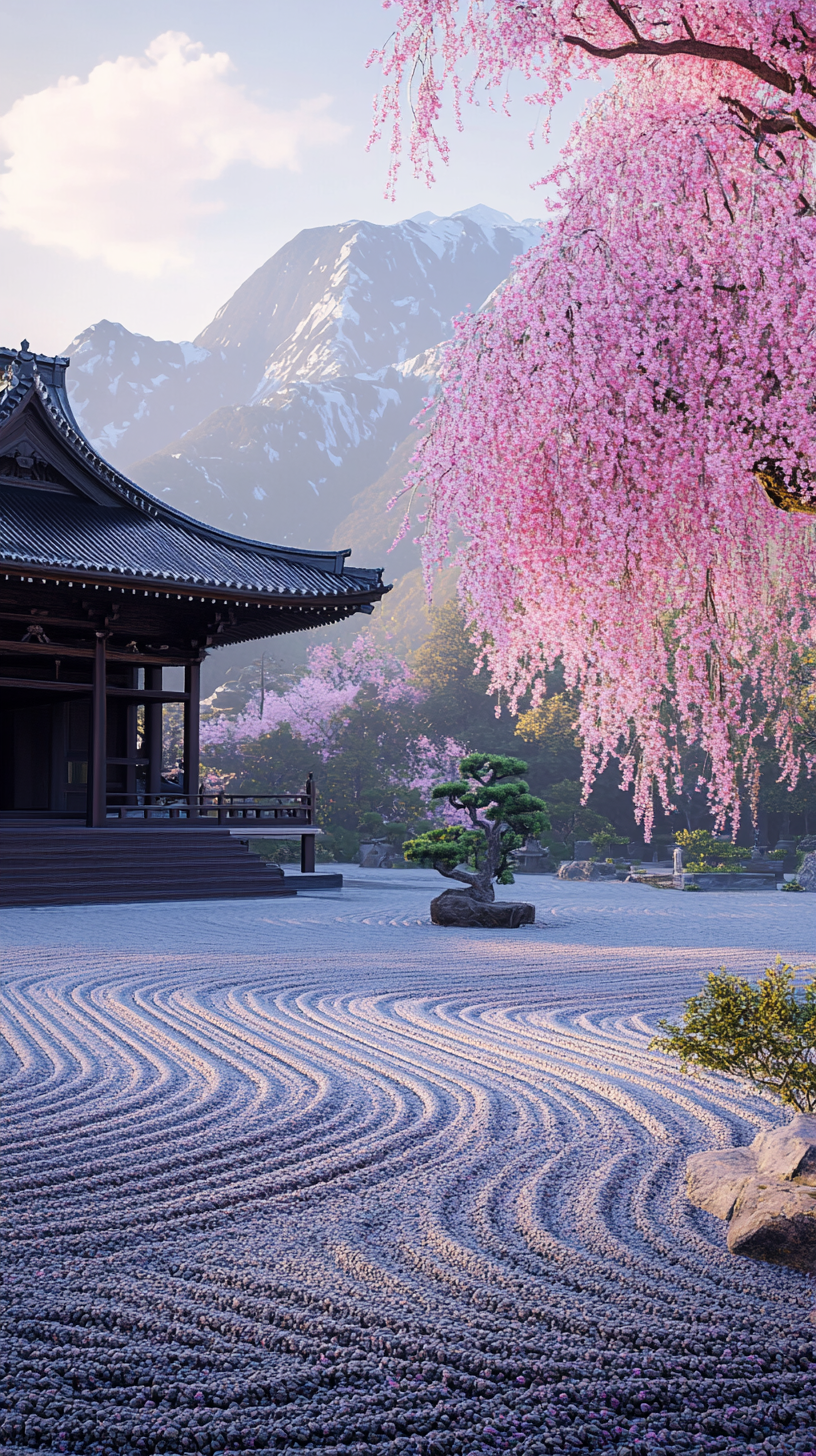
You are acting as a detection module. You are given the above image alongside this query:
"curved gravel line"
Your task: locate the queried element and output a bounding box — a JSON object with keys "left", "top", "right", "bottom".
{"left": 2, "top": 907, "right": 815, "bottom": 1456}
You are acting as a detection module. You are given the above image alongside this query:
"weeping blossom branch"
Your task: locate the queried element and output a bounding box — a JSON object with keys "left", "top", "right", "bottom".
{"left": 378, "top": 35, "right": 816, "bottom": 834}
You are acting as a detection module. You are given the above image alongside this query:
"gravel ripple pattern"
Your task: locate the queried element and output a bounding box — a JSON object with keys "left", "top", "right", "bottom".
{"left": 2, "top": 873, "right": 816, "bottom": 1456}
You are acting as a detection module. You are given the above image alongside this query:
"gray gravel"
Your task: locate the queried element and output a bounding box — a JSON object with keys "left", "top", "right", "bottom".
{"left": 2, "top": 872, "right": 815, "bottom": 1456}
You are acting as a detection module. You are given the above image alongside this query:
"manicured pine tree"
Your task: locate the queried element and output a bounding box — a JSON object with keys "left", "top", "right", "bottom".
{"left": 404, "top": 753, "right": 549, "bottom": 902}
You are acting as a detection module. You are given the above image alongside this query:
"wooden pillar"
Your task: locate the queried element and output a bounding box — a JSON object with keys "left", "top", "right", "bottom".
{"left": 301, "top": 775, "right": 316, "bottom": 871}
{"left": 88, "top": 631, "right": 108, "bottom": 827}
{"left": 125, "top": 668, "right": 139, "bottom": 804}
{"left": 146, "top": 667, "right": 163, "bottom": 802}
{"left": 183, "top": 660, "right": 201, "bottom": 813}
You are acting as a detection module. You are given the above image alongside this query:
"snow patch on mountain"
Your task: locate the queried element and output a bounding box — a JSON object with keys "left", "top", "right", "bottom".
{"left": 64, "top": 207, "right": 543, "bottom": 546}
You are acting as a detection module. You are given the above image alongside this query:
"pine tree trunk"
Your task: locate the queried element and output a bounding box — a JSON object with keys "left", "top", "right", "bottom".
{"left": 469, "top": 822, "right": 501, "bottom": 901}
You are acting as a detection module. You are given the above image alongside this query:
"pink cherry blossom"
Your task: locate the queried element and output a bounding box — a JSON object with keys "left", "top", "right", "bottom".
{"left": 201, "top": 635, "right": 423, "bottom": 762}
{"left": 406, "top": 734, "right": 470, "bottom": 821}
{"left": 374, "top": 3, "right": 816, "bottom": 835}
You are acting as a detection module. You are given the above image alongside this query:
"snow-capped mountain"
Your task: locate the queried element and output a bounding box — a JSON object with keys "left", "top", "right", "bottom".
{"left": 197, "top": 208, "right": 542, "bottom": 399}
{"left": 134, "top": 367, "right": 432, "bottom": 546}
{"left": 64, "top": 206, "right": 542, "bottom": 546}
{"left": 63, "top": 329, "right": 237, "bottom": 469}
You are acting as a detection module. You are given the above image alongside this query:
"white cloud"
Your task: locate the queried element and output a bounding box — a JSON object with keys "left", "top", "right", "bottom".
{"left": 0, "top": 32, "right": 348, "bottom": 276}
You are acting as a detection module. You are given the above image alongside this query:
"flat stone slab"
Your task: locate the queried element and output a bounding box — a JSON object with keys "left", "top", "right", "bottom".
{"left": 678, "top": 871, "right": 779, "bottom": 891}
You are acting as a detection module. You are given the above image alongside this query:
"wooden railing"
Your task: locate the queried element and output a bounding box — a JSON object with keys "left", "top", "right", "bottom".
{"left": 104, "top": 775, "right": 316, "bottom": 827}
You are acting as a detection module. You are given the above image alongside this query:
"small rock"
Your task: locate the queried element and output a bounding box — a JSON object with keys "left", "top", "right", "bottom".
{"left": 751, "top": 1115, "right": 816, "bottom": 1184}
{"left": 686, "top": 1148, "right": 757, "bottom": 1219}
{"left": 556, "top": 861, "right": 616, "bottom": 881}
{"left": 727, "top": 1177, "right": 816, "bottom": 1270}
{"left": 796, "top": 850, "right": 816, "bottom": 890}
{"left": 430, "top": 889, "right": 535, "bottom": 927}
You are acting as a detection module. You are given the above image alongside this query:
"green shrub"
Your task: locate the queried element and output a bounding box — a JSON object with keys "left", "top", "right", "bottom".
{"left": 322, "top": 824, "right": 362, "bottom": 863}
{"left": 675, "top": 828, "right": 744, "bottom": 870}
{"left": 591, "top": 829, "right": 628, "bottom": 856}
{"left": 781, "top": 880, "right": 805, "bottom": 892}
{"left": 685, "top": 860, "right": 744, "bottom": 873}
{"left": 650, "top": 959, "right": 816, "bottom": 1112}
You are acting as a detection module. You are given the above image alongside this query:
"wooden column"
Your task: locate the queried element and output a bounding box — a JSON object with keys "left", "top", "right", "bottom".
{"left": 145, "top": 667, "right": 163, "bottom": 802}
{"left": 125, "top": 668, "right": 139, "bottom": 804}
{"left": 183, "top": 660, "right": 201, "bottom": 814}
{"left": 88, "top": 631, "right": 108, "bottom": 827}
{"left": 301, "top": 775, "right": 316, "bottom": 872}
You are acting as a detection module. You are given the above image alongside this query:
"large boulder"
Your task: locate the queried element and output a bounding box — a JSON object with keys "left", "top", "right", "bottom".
{"left": 727, "top": 1178, "right": 816, "bottom": 1270}
{"left": 430, "top": 889, "right": 535, "bottom": 928}
{"left": 686, "top": 1147, "right": 757, "bottom": 1219}
{"left": 685, "top": 1116, "right": 816, "bottom": 1270}
{"left": 556, "top": 860, "right": 616, "bottom": 881}
{"left": 797, "top": 850, "right": 816, "bottom": 890}
{"left": 752, "top": 1114, "right": 816, "bottom": 1182}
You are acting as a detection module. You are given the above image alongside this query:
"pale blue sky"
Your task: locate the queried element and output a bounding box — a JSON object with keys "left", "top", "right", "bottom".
{"left": 0, "top": 1, "right": 599, "bottom": 353}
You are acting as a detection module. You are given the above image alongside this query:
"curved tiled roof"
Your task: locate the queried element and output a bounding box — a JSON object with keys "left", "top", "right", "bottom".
{"left": 0, "top": 343, "right": 387, "bottom": 606}
{"left": 0, "top": 486, "right": 382, "bottom": 598}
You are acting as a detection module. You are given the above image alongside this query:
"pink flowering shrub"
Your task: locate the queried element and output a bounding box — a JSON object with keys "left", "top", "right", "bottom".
{"left": 374, "top": 3, "right": 816, "bottom": 835}
{"left": 407, "top": 734, "right": 471, "bottom": 823}
{"left": 201, "top": 636, "right": 421, "bottom": 762}
{"left": 200, "top": 636, "right": 467, "bottom": 825}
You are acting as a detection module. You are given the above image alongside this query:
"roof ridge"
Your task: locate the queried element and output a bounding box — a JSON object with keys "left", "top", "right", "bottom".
{"left": 0, "top": 343, "right": 371, "bottom": 572}
{"left": 0, "top": 342, "right": 388, "bottom": 606}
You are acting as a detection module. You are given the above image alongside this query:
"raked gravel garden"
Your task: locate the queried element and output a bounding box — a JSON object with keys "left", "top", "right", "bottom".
{"left": 2, "top": 870, "right": 816, "bottom": 1456}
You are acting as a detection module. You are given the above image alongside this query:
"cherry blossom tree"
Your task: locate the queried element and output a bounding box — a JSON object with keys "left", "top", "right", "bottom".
{"left": 201, "top": 635, "right": 466, "bottom": 826}
{"left": 373, "top": 1, "right": 816, "bottom": 835}
{"left": 371, "top": 2, "right": 816, "bottom": 190}
{"left": 201, "top": 635, "right": 421, "bottom": 759}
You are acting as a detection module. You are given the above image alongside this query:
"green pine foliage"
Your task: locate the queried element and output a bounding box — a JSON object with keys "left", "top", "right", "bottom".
{"left": 650, "top": 959, "right": 816, "bottom": 1112}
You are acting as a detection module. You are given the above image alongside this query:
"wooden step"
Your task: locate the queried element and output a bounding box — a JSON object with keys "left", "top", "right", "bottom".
{"left": 0, "top": 825, "right": 301, "bottom": 907}
{"left": 0, "top": 884, "right": 295, "bottom": 908}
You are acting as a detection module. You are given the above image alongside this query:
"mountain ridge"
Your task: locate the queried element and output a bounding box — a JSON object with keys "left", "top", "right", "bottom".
{"left": 60, "top": 205, "right": 542, "bottom": 647}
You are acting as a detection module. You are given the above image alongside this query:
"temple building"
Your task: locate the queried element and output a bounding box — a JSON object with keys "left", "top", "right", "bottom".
{"left": 0, "top": 341, "right": 389, "bottom": 905}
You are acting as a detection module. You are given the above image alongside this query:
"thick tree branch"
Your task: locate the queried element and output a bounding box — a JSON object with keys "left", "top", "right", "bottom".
{"left": 561, "top": 31, "right": 815, "bottom": 98}
{"left": 604, "top": 0, "right": 643, "bottom": 43}
{"left": 722, "top": 95, "right": 816, "bottom": 140}
{"left": 435, "top": 862, "right": 481, "bottom": 888}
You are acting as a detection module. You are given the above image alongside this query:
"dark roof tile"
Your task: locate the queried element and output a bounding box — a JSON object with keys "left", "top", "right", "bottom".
{"left": 0, "top": 344, "right": 388, "bottom": 608}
